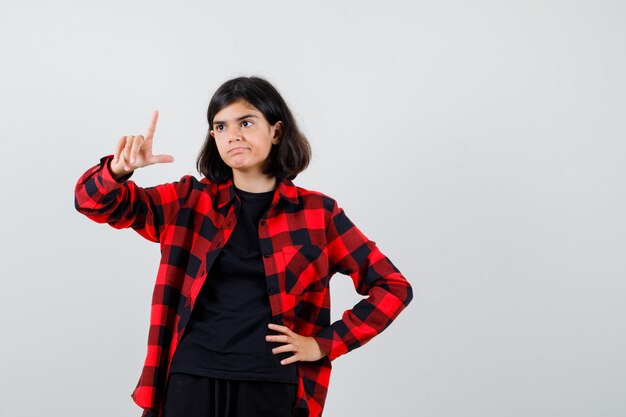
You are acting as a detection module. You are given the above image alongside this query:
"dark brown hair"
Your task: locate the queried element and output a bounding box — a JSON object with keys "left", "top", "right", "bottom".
{"left": 196, "top": 76, "right": 311, "bottom": 182}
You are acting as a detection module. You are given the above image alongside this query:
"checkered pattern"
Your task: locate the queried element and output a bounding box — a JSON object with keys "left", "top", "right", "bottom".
{"left": 74, "top": 154, "right": 413, "bottom": 417}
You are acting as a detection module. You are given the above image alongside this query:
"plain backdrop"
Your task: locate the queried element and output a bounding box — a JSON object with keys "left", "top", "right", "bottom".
{"left": 1, "top": 1, "right": 625, "bottom": 416}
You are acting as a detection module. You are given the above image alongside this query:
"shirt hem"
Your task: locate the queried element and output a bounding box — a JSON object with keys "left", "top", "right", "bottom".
{"left": 168, "top": 366, "right": 299, "bottom": 384}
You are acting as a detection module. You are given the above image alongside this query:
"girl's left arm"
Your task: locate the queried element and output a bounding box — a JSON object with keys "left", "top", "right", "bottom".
{"left": 312, "top": 199, "right": 414, "bottom": 362}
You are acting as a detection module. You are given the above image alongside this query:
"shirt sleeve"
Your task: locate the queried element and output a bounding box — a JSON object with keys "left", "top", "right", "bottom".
{"left": 73, "top": 154, "right": 192, "bottom": 243}
{"left": 312, "top": 199, "right": 413, "bottom": 361}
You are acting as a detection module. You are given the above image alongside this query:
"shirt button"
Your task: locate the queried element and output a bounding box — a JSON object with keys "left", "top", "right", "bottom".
{"left": 260, "top": 220, "right": 266, "bottom": 226}
{"left": 268, "top": 287, "right": 276, "bottom": 293}
{"left": 263, "top": 253, "right": 271, "bottom": 258}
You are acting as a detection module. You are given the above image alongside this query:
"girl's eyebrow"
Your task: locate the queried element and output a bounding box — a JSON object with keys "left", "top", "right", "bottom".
{"left": 213, "top": 114, "right": 258, "bottom": 125}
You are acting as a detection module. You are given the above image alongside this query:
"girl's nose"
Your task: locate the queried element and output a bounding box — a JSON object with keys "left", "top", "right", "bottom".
{"left": 228, "top": 127, "right": 243, "bottom": 141}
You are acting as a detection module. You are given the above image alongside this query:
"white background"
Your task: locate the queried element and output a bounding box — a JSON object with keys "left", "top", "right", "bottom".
{"left": 1, "top": 1, "right": 625, "bottom": 416}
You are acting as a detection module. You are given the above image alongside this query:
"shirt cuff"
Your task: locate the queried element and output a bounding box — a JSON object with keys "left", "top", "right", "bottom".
{"left": 100, "top": 154, "right": 134, "bottom": 184}
{"left": 312, "top": 325, "right": 350, "bottom": 362}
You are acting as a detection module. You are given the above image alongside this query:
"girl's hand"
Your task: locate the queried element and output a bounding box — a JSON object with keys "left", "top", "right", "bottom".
{"left": 111, "top": 110, "right": 175, "bottom": 177}
{"left": 266, "top": 323, "right": 327, "bottom": 365}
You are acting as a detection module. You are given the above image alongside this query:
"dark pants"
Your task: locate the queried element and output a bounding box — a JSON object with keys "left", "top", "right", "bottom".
{"left": 163, "top": 372, "right": 300, "bottom": 417}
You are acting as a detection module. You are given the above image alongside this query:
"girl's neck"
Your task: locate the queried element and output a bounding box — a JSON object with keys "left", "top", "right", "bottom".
{"left": 232, "top": 171, "right": 277, "bottom": 193}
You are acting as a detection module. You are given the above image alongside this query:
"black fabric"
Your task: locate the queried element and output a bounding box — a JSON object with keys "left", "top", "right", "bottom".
{"left": 163, "top": 372, "right": 300, "bottom": 417}
{"left": 169, "top": 184, "right": 298, "bottom": 384}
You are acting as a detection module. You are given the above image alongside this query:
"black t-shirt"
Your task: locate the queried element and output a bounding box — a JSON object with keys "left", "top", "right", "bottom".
{"left": 169, "top": 184, "right": 298, "bottom": 384}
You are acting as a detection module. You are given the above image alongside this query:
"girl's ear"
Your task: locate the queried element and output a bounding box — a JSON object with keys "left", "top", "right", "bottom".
{"left": 209, "top": 130, "right": 215, "bottom": 139}
{"left": 272, "top": 121, "right": 283, "bottom": 144}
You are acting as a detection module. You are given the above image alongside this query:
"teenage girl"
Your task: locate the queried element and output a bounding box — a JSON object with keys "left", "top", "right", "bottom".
{"left": 74, "top": 76, "right": 413, "bottom": 417}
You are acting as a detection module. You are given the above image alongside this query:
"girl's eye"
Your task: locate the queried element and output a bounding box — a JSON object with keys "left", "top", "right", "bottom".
{"left": 241, "top": 120, "right": 252, "bottom": 127}
{"left": 215, "top": 124, "right": 224, "bottom": 131}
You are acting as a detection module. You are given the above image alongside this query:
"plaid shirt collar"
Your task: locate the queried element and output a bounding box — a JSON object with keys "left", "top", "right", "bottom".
{"left": 215, "top": 175, "right": 300, "bottom": 209}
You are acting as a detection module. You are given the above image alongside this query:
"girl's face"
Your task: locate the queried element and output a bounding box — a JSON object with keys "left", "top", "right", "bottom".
{"left": 210, "top": 99, "right": 282, "bottom": 177}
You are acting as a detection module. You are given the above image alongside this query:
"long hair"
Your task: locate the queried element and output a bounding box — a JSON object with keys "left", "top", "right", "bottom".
{"left": 196, "top": 76, "right": 311, "bottom": 182}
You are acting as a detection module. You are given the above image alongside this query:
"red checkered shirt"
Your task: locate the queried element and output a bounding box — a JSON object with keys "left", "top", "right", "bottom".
{"left": 74, "top": 154, "right": 413, "bottom": 417}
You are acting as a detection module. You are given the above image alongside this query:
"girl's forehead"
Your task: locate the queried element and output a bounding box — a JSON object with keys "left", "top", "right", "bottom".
{"left": 219, "top": 99, "right": 259, "bottom": 114}
{"left": 213, "top": 99, "right": 264, "bottom": 124}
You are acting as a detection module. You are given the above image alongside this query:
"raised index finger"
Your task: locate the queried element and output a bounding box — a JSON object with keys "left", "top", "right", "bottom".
{"left": 146, "top": 110, "right": 159, "bottom": 141}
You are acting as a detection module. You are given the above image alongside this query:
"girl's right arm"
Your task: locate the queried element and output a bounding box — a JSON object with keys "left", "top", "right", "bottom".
{"left": 73, "top": 110, "right": 188, "bottom": 243}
